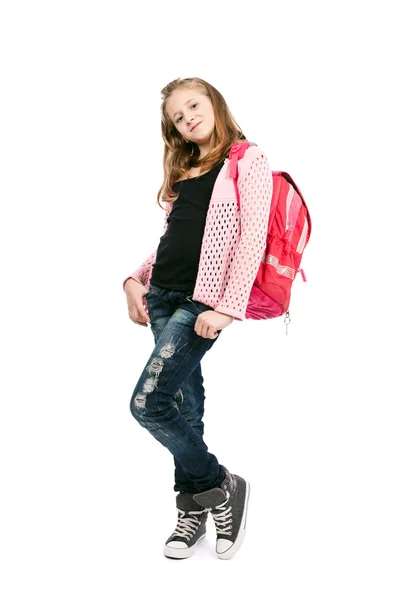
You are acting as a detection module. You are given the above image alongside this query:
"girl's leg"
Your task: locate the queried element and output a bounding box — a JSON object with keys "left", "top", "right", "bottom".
{"left": 172, "top": 364, "right": 208, "bottom": 493}
{"left": 144, "top": 287, "right": 209, "bottom": 492}
{"left": 130, "top": 285, "right": 225, "bottom": 493}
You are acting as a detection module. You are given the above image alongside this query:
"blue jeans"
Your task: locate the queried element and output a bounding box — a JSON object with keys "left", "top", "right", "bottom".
{"left": 129, "top": 283, "right": 226, "bottom": 494}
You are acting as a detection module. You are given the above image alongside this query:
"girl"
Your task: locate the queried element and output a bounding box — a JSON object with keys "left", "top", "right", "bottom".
{"left": 122, "top": 77, "right": 273, "bottom": 560}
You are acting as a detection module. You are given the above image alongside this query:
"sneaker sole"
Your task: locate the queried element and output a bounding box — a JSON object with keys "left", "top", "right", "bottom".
{"left": 216, "top": 480, "right": 250, "bottom": 560}
{"left": 164, "top": 533, "right": 206, "bottom": 559}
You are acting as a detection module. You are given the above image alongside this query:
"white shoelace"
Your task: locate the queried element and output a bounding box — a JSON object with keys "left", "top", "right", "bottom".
{"left": 210, "top": 493, "right": 233, "bottom": 535}
{"left": 172, "top": 509, "right": 206, "bottom": 540}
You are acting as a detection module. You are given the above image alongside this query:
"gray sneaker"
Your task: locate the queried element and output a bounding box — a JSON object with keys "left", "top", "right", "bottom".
{"left": 193, "top": 466, "right": 250, "bottom": 560}
{"left": 164, "top": 492, "right": 209, "bottom": 559}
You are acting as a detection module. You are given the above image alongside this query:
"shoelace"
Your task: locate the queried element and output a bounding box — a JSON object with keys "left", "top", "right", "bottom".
{"left": 172, "top": 508, "right": 206, "bottom": 541}
{"left": 210, "top": 492, "right": 233, "bottom": 536}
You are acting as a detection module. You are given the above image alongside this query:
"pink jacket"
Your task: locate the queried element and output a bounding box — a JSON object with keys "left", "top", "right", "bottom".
{"left": 122, "top": 144, "right": 273, "bottom": 321}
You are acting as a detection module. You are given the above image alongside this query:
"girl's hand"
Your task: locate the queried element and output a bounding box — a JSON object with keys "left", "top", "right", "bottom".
{"left": 194, "top": 310, "right": 233, "bottom": 339}
{"left": 124, "top": 278, "right": 151, "bottom": 327}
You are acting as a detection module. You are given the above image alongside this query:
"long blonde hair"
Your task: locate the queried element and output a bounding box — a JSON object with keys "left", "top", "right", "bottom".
{"left": 156, "top": 77, "right": 247, "bottom": 210}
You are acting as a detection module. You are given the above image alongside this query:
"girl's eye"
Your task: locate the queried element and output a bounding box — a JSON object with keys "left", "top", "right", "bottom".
{"left": 176, "top": 103, "right": 198, "bottom": 123}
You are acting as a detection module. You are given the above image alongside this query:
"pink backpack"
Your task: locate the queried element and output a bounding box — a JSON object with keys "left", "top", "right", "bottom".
{"left": 228, "top": 141, "right": 312, "bottom": 331}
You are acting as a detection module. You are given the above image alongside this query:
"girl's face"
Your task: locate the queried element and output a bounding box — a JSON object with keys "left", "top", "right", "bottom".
{"left": 166, "top": 88, "right": 215, "bottom": 148}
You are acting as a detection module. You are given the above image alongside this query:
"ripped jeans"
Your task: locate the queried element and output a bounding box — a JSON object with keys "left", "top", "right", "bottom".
{"left": 130, "top": 283, "right": 226, "bottom": 494}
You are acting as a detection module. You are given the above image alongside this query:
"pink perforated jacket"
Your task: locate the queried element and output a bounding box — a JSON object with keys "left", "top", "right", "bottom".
{"left": 122, "top": 144, "right": 273, "bottom": 321}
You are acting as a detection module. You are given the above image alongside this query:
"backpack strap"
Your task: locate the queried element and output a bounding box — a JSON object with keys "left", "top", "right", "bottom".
{"left": 228, "top": 140, "right": 257, "bottom": 206}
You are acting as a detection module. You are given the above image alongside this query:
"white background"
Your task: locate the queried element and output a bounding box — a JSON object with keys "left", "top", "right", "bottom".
{"left": 1, "top": 1, "right": 399, "bottom": 598}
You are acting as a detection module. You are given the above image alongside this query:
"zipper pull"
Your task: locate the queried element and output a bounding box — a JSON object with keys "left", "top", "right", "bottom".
{"left": 284, "top": 311, "right": 291, "bottom": 336}
{"left": 299, "top": 268, "right": 307, "bottom": 282}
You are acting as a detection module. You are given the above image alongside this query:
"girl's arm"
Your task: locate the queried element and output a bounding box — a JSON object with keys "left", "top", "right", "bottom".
{"left": 214, "top": 150, "right": 273, "bottom": 320}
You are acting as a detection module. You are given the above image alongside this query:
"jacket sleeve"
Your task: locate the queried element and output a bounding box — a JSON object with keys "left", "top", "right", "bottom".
{"left": 122, "top": 201, "right": 172, "bottom": 292}
{"left": 214, "top": 151, "right": 273, "bottom": 320}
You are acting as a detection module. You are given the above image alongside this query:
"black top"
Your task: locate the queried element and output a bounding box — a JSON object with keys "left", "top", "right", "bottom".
{"left": 150, "top": 157, "right": 227, "bottom": 293}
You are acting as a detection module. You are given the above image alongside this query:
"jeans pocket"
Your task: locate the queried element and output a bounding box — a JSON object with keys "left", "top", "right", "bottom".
{"left": 185, "top": 295, "right": 212, "bottom": 314}
{"left": 145, "top": 283, "right": 162, "bottom": 296}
